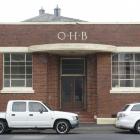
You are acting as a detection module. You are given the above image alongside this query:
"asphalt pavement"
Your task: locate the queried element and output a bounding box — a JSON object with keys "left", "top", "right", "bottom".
{"left": 0, "top": 123, "right": 133, "bottom": 134}
{"left": 0, "top": 124, "right": 140, "bottom": 140}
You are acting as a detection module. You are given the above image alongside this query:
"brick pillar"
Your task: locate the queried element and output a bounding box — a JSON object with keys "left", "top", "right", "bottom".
{"left": 46, "top": 54, "right": 59, "bottom": 110}
{"left": 86, "top": 55, "right": 97, "bottom": 115}
{"left": 33, "top": 53, "right": 48, "bottom": 102}
{"left": 97, "top": 53, "right": 112, "bottom": 118}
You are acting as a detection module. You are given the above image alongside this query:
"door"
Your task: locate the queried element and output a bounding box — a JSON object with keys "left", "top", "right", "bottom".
{"left": 7, "top": 102, "right": 28, "bottom": 127}
{"left": 61, "top": 76, "right": 84, "bottom": 110}
{"left": 27, "top": 102, "right": 53, "bottom": 128}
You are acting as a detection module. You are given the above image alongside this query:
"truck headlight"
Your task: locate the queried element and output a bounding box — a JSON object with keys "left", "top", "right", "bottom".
{"left": 72, "top": 116, "right": 78, "bottom": 121}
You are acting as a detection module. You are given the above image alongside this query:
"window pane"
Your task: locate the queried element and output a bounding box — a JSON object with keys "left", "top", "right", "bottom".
{"left": 135, "top": 66, "right": 140, "bottom": 74}
{"left": 4, "top": 62, "right": 10, "bottom": 65}
{"left": 26, "top": 62, "right": 32, "bottom": 65}
{"left": 62, "top": 59, "right": 85, "bottom": 74}
{"left": 11, "top": 54, "right": 25, "bottom": 61}
{"left": 4, "top": 75, "right": 10, "bottom": 78}
{"left": 135, "top": 62, "right": 140, "bottom": 65}
{"left": 26, "top": 54, "right": 32, "bottom": 61}
{"left": 11, "top": 62, "right": 25, "bottom": 66}
{"left": 12, "top": 102, "right": 26, "bottom": 112}
{"left": 112, "top": 75, "right": 118, "bottom": 79}
{"left": 120, "top": 80, "right": 133, "bottom": 87}
{"left": 4, "top": 80, "right": 10, "bottom": 87}
{"left": 135, "top": 80, "right": 140, "bottom": 87}
{"left": 26, "top": 79, "right": 32, "bottom": 87}
{"left": 112, "top": 54, "right": 118, "bottom": 61}
{"left": 4, "top": 66, "right": 10, "bottom": 74}
{"left": 11, "top": 80, "right": 25, "bottom": 87}
{"left": 26, "top": 66, "right": 32, "bottom": 74}
{"left": 119, "top": 74, "right": 134, "bottom": 79}
{"left": 11, "top": 75, "right": 25, "bottom": 79}
{"left": 112, "top": 66, "right": 118, "bottom": 74}
{"left": 135, "top": 75, "right": 140, "bottom": 79}
{"left": 119, "top": 66, "right": 134, "bottom": 75}
{"left": 135, "top": 54, "right": 140, "bottom": 61}
{"left": 29, "top": 102, "right": 47, "bottom": 112}
{"left": 119, "top": 54, "right": 133, "bottom": 61}
{"left": 4, "top": 54, "right": 10, "bottom": 61}
{"left": 119, "top": 62, "right": 134, "bottom": 65}
{"left": 112, "top": 80, "right": 119, "bottom": 87}
{"left": 26, "top": 75, "right": 32, "bottom": 78}
{"left": 131, "top": 104, "right": 140, "bottom": 111}
{"left": 11, "top": 66, "right": 25, "bottom": 74}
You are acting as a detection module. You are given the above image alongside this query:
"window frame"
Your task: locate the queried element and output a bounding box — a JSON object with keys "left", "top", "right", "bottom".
{"left": 112, "top": 53, "right": 140, "bottom": 88}
{"left": 131, "top": 104, "right": 140, "bottom": 111}
{"left": 3, "top": 53, "right": 32, "bottom": 88}
{"left": 12, "top": 102, "right": 26, "bottom": 112}
{"left": 28, "top": 102, "right": 48, "bottom": 112}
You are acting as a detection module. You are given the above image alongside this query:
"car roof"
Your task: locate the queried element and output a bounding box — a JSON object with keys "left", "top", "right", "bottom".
{"left": 9, "top": 100, "right": 42, "bottom": 102}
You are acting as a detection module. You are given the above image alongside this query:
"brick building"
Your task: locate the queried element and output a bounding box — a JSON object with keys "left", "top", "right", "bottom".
{"left": 1, "top": 23, "right": 140, "bottom": 123}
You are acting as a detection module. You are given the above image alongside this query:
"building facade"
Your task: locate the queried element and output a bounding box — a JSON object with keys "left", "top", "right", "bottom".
{"left": 1, "top": 23, "right": 140, "bottom": 123}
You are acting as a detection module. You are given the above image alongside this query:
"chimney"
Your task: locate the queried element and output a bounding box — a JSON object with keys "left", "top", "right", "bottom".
{"left": 54, "top": 5, "right": 61, "bottom": 16}
{"left": 39, "top": 7, "right": 45, "bottom": 15}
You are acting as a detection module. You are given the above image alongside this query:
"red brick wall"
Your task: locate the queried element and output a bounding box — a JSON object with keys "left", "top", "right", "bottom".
{"left": 1, "top": 24, "right": 140, "bottom": 46}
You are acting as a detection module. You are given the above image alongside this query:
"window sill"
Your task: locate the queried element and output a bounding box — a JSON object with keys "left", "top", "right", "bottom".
{"left": 110, "top": 88, "right": 140, "bottom": 94}
{"left": 0, "top": 87, "right": 34, "bottom": 94}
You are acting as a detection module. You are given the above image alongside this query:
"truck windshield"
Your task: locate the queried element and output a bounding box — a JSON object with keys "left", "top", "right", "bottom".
{"left": 122, "top": 104, "right": 130, "bottom": 111}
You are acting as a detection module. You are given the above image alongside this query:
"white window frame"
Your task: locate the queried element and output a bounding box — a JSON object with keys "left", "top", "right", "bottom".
{"left": 1, "top": 53, "right": 34, "bottom": 93}
{"left": 111, "top": 53, "right": 140, "bottom": 94}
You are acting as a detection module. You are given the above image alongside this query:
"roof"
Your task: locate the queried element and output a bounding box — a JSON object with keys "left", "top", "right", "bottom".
{"left": 23, "top": 13, "right": 85, "bottom": 22}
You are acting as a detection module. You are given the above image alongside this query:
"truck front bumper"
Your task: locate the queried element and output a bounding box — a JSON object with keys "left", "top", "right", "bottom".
{"left": 70, "top": 120, "right": 79, "bottom": 129}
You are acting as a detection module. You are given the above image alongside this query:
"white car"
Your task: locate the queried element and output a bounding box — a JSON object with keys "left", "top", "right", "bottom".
{"left": 116, "top": 103, "right": 140, "bottom": 133}
{"left": 0, "top": 100, "right": 79, "bottom": 134}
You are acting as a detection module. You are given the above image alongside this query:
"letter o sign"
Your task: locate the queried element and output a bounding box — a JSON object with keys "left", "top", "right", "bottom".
{"left": 57, "top": 32, "right": 66, "bottom": 40}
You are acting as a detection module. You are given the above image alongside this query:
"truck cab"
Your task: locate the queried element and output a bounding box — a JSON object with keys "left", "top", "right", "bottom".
{"left": 0, "top": 100, "right": 79, "bottom": 134}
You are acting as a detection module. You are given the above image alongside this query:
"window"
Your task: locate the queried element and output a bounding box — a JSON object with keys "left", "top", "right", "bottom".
{"left": 131, "top": 104, "right": 140, "bottom": 111}
{"left": 61, "top": 58, "right": 85, "bottom": 75}
{"left": 122, "top": 104, "right": 130, "bottom": 111}
{"left": 112, "top": 53, "right": 140, "bottom": 87}
{"left": 12, "top": 102, "right": 26, "bottom": 112}
{"left": 4, "top": 53, "right": 32, "bottom": 87}
{"left": 29, "top": 102, "right": 48, "bottom": 112}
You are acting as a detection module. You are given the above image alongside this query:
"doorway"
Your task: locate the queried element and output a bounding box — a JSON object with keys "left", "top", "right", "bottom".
{"left": 60, "top": 58, "right": 86, "bottom": 110}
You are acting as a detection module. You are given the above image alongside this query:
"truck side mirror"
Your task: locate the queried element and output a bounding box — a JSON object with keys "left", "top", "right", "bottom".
{"left": 39, "top": 108, "right": 43, "bottom": 114}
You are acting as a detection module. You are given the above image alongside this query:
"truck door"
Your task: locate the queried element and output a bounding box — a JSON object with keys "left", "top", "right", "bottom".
{"left": 27, "top": 102, "right": 53, "bottom": 127}
{"left": 7, "top": 101, "right": 28, "bottom": 127}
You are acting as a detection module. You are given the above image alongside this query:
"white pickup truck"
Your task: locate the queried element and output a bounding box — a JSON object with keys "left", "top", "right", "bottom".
{"left": 0, "top": 100, "right": 79, "bottom": 134}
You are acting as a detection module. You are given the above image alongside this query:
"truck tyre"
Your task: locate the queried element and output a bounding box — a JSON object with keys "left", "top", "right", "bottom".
{"left": 135, "top": 121, "right": 140, "bottom": 134}
{"left": 0, "top": 121, "right": 6, "bottom": 134}
{"left": 55, "top": 120, "right": 70, "bottom": 134}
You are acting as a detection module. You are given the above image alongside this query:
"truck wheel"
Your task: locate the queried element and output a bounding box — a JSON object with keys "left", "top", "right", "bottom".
{"left": 55, "top": 120, "right": 70, "bottom": 134}
{"left": 135, "top": 121, "right": 140, "bottom": 134}
{"left": 0, "top": 121, "right": 6, "bottom": 134}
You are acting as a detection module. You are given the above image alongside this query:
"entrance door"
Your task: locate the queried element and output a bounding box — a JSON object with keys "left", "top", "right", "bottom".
{"left": 61, "top": 76, "right": 84, "bottom": 110}
{"left": 60, "top": 58, "right": 86, "bottom": 111}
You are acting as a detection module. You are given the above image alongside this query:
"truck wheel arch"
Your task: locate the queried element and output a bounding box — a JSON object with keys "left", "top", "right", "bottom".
{"left": 53, "top": 119, "right": 71, "bottom": 129}
{"left": 0, "top": 119, "right": 8, "bottom": 126}
{"left": 0, "top": 119, "right": 8, "bottom": 134}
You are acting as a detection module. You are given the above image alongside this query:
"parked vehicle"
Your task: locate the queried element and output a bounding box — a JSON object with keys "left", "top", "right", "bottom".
{"left": 116, "top": 103, "right": 140, "bottom": 134}
{"left": 0, "top": 100, "right": 79, "bottom": 134}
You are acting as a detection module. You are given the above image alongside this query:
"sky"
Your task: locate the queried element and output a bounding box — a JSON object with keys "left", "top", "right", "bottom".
{"left": 0, "top": 0, "right": 140, "bottom": 22}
